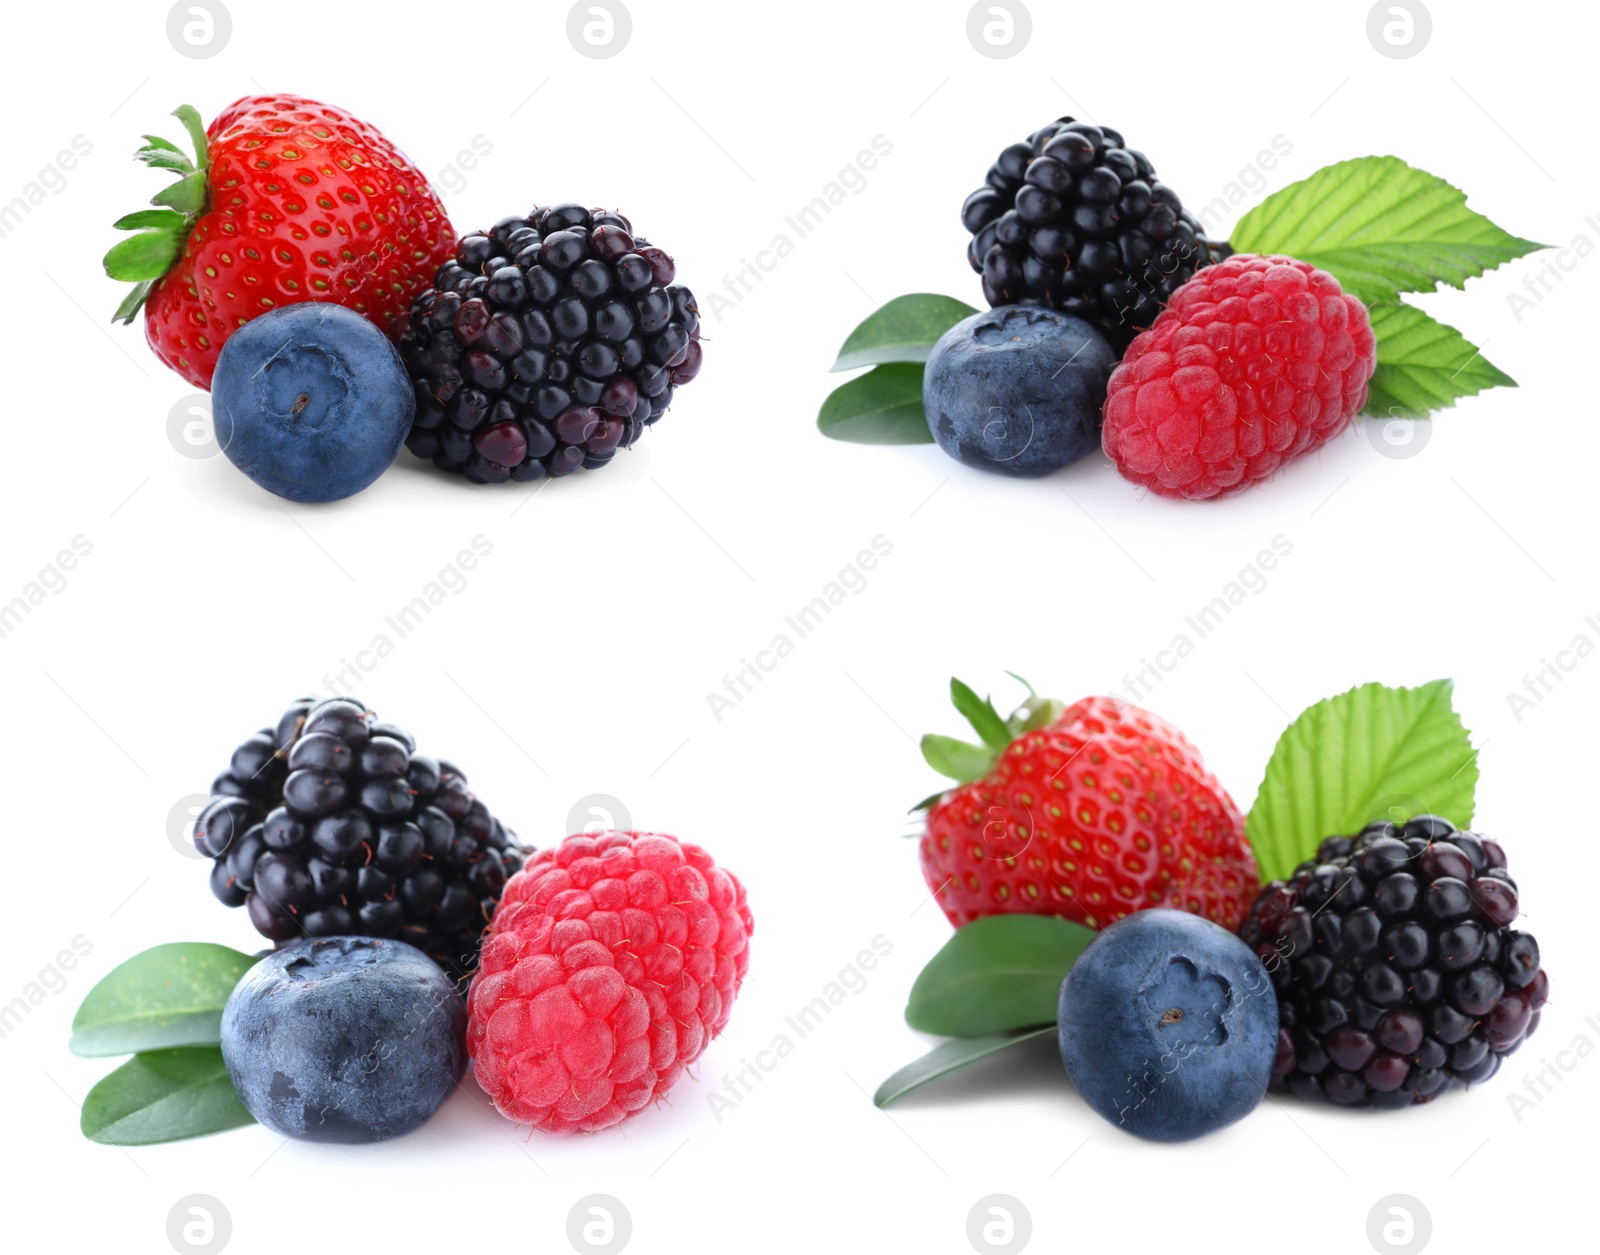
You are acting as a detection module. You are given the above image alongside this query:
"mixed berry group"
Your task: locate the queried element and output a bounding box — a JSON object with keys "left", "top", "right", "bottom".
{"left": 922, "top": 116, "right": 1377, "bottom": 497}
{"left": 187, "top": 696, "right": 749, "bottom": 1143}
{"left": 106, "top": 95, "right": 702, "bottom": 502}
{"left": 913, "top": 679, "right": 1547, "bottom": 1141}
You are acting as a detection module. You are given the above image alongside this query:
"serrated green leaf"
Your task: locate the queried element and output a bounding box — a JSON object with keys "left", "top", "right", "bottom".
{"left": 1230, "top": 156, "right": 1545, "bottom": 303}
{"left": 817, "top": 363, "right": 933, "bottom": 445}
{"left": 907, "top": 915, "right": 1096, "bottom": 1037}
{"left": 921, "top": 733, "right": 994, "bottom": 784}
{"left": 1361, "top": 304, "right": 1516, "bottom": 418}
{"left": 102, "top": 230, "right": 181, "bottom": 282}
{"left": 950, "top": 678, "right": 1011, "bottom": 753}
{"left": 112, "top": 209, "right": 187, "bottom": 232}
{"left": 141, "top": 134, "right": 185, "bottom": 155}
{"left": 70, "top": 942, "right": 256, "bottom": 1057}
{"left": 874, "top": 1027, "right": 1055, "bottom": 1108}
{"left": 1248, "top": 680, "right": 1479, "bottom": 884}
{"left": 81, "top": 1047, "right": 254, "bottom": 1145}
{"left": 150, "top": 170, "right": 207, "bottom": 216}
{"left": 831, "top": 293, "right": 978, "bottom": 372}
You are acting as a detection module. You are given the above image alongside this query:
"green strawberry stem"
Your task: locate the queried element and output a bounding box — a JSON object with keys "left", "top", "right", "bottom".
{"left": 104, "top": 104, "right": 211, "bottom": 324}
{"left": 914, "top": 676, "right": 1063, "bottom": 809}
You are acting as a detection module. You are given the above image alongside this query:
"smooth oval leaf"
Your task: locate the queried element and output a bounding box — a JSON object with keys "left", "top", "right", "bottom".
{"left": 817, "top": 363, "right": 933, "bottom": 445}
{"left": 102, "top": 230, "right": 181, "bottom": 282}
{"left": 1248, "top": 680, "right": 1478, "bottom": 883}
{"left": 70, "top": 942, "right": 256, "bottom": 1057}
{"left": 1230, "top": 155, "right": 1545, "bottom": 303}
{"left": 1361, "top": 304, "right": 1516, "bottom": 418}
{"left": 80, "top": 1047, "right": 254, "bottom": 1145}
{"left": 830, "top": 293, "right": 977, "bottom": 372}
{"left": 906, "top": 915, "right": 1096, "bottom": 1037}
{"left": 874, "top": 1027, "right": 1055, "bottom": 1108}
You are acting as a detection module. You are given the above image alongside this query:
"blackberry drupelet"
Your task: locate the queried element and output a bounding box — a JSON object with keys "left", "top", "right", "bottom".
{"left": 397, "top": 205, "right": 703, "bottom": 484}
{"left": 1238, "top": 816, "right": 1548, "bottom": 1109}
{"left": 961, "top": 117, "right": 1229, "bottom": 351}
{"left": 194, "top": 697, "right": 526, "bottom": 986}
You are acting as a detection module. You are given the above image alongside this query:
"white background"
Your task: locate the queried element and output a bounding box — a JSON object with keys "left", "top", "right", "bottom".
{"left": 1, "top": 1, "right": 1594, "bottom": 1252}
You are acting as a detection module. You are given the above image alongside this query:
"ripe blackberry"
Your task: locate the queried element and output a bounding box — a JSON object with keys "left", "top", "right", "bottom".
{"left": 961, "top": 117, "right": 1229, "bottom": 351}
{"left": 193, "top": 697, "right": 526, "bottom": 986}
{"left": 1238, "top": 816, "right": 1548, "bottom": 1109}
{"left": 397, "top": 205, "right": 702, "bottom": 484}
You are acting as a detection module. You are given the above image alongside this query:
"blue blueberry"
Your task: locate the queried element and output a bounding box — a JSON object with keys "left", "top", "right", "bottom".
{"left": 221, "top": 936, "right": 464, "bottom": 1143}
{"left": 922, "top": 305, "right": 1117, "bottom": 477}
{"left": 1058, "top": 909, "right": 1278, "bottom": 1141}
{"left": 211, "top": 304, "right": 414, "bottom": 502}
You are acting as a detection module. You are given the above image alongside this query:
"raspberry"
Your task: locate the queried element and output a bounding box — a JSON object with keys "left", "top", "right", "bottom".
{"left": 466, "top": 830, "right": 752, "bottom": 1134}
{"left": 1101, "top": 254, "right": 1377, "bottom": 500}
{"left": 920, "top": 690, "right": 1257, "bottom": 931}
{"left": 1238, "top": 817, "right": 1547, "bottom": 1109}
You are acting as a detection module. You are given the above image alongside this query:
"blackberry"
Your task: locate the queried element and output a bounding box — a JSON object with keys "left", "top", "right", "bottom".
{"left": 960, "top": 117, "right": 1229, "bottom": 351}
{"left": 193, "top": 697, "right": 526, "bottom": 986}
{"left": 397, "top": 205, "right": 703, "bottom": 484}
{"left": 1239, "top": 816, "right": 1548, "bottom": 1109}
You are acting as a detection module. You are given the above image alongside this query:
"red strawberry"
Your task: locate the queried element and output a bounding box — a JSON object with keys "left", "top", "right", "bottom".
{"left": 103, "top": 96, "right": 455, "bottom": 389}
{"left": 917, "top": 679, "right": 1256, "bottom": 931}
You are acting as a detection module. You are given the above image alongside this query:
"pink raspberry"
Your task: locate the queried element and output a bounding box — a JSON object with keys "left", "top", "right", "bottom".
{"left": 1101, "top": 254, "right": 1377, "bottom": 500}
{"left": 466, "top": 830, "right": 751, "bottom": 1135}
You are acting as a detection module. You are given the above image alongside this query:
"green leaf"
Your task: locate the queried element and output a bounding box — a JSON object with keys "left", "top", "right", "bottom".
{"left": 172, "top": 105, "right": 210, "bottom": 173}
{"left": 906, "top": 915, "right": 1096, "bottom": 1037}
{"left": 135, "top": 146, "right": 193, "bottom": 174}
{"left": 70, "top": 942, "right": 256, "bottom": 1057}
{"left": 830, "top": 293, "right": 978, "bottom": 372}
{"left": 80, "top": 1047, "right": 254, "bottom": 1145}
{"left": 1361, "top": 304, "right": 1516, "bottom": 418}
{"left": 1248, "top": 680, "right": 1479, "bottom": 884}
{"left": 141, "top": 134, "right": 185, "bottom": 155}
{"left": 950, "top": 678, "right": 1011, "bottom": 753}
{"left": 874, "top": 1027, "right": 1054, "bottom": 1108}
{"left": 817, "top": 363, "right": 933, "bottom": 445}
{"left": 112, "top": 209, "right": 187, "bottom": 232}
{"left": 150, "top": 170, "right": 208, "bottom": 216}
{"left": 111, "top": 280, "right": 155, "bottom": 325}
{"left": 1230, "top": 155, "right": 1546, "bottom": 303}
{"left": 102, "top": 230, "right": 181, "bottom": 282}
{"left": 920, "top": 734, "right": 993, "bottom": 784}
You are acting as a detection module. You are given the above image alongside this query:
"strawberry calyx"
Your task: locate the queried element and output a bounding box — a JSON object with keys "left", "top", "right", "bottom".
{"left": 103, "top": 104, "right": 211, "bottom": 324}
{"left": 911, "top": 675, "right": 1064, "bottom": 811}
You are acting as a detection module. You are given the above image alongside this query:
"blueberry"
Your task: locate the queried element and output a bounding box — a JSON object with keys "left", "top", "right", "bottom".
{"left": 922, "top": 306, "right": 1116, "bottom": 477}
{"left": 220, "top": 936, "right": 464, "bottom": 1142}
{"left": 211, "top": 304, "right": 415, "bottom": 502}
{"left": 1058, "top": 909, "right": 1279, "bottom": 1142}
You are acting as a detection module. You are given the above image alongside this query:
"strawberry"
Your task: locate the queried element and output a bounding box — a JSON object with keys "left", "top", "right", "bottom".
{"left": 103, "top": 96, "right": 455, "bottom": 389}
{"left": 917, "top": 679, "right": 1257, "bottom": 931}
